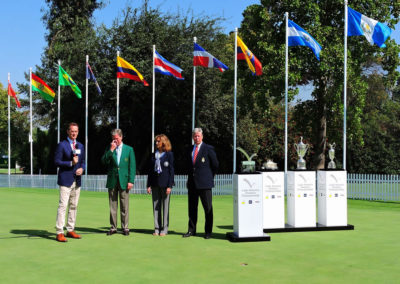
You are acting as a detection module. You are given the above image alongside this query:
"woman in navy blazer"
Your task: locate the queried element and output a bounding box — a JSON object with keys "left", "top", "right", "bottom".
{"left": 147, "top": 134, "right": 174, "bottom": 236}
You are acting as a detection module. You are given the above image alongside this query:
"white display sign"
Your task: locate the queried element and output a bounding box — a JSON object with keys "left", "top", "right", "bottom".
{"left": 317, "top": 170, "right": 347, "bottom": 226}
{"left": 287, "top": 171, "right": 316, "bottom": 227}
{"left": 262, "top": 171, "right": 285, "bottom": 229}
{"left": 233, "top": 173, "right": 263, "bottom": 237}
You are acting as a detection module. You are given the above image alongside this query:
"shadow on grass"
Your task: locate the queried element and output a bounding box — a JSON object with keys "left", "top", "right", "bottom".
{"left": 217, "top": 225, "right": 233, "bottom": 230}
{"left": 6, "top": 227, "right": 231, "bottom": 241}
{"left": 8, "top": 229, "right": 55, "bottom": 240}
{"left": 131, "top": 228, "right": 230, "bottom": 240}
{"left": 75, "top": 227, "right": 109, "bottom": 234}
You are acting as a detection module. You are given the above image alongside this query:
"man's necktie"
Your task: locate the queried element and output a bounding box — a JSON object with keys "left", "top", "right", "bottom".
{"left": 193, "top": 145, "right": 199, "bottom": 164}
{"left": 116, "top": 146, "right": 120, "bottom": 165}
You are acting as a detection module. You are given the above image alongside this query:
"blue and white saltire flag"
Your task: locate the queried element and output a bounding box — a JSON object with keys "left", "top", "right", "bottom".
{"left": 86, "top": 63, "right": 102, "bottom": 94}
{"left": 288, "top": 20, "right": 322, "bottom": 60}
{"left": 154, "top": 51, "right": 184, "bottom": 80}
{"left": 347, "top": 7, "right": 392, "bottom": 48}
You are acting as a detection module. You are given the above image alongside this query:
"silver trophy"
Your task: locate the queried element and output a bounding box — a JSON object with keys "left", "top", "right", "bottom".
{"left": 294, "top": 136, "right": 309, "bottom": 170}
{"left": 262, "top": 159, "right": 278, "bottom": 170}
{"left": 327, "top": 142, "right": 336, "bottom": 169}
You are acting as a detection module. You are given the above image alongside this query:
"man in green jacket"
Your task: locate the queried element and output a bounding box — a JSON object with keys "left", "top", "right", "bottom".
{"left": 101, "top": 129, "right": 136, "bottom": 236}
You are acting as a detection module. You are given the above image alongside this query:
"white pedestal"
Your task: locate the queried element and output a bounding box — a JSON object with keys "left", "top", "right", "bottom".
{"left": 261, "top": 171, "right": 285, "bottom": 229}
{"left": 317, "top": 170, "right": 347, "bottom": 226}
{"left": 233, "top": 173, "right": 263, "bottom": 237}
{"left": 287, "top": 171, "right": 316, "bottom": 227}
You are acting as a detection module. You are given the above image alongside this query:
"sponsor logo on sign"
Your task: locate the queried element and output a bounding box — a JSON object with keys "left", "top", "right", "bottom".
{"left": 243, "top": 178, "right": 256, "bottom": 188}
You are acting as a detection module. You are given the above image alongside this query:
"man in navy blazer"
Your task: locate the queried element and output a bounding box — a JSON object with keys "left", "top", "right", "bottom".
{"left": 54, "top": 122, "right": 85, "bottom": 242}
{"left": 183, "top": 128, "right": 219, "bottom": 239}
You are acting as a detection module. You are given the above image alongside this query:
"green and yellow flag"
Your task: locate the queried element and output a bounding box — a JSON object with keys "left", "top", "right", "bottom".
{"left": 59, "top": 65, "right": 82, "bottom": 98}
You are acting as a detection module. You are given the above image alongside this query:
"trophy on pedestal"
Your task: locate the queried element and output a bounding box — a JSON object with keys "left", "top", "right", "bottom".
{"left": 294, "top": 136, "right": 309, "bottom": 170}
{"left": 261, "top": 159, "right": 278, "bottom": 170}
{"left": 327, "top": 142, "right": 336, "bottom": 169}
{"left": 237, "top": 147, "right": 257, "bottom": 173}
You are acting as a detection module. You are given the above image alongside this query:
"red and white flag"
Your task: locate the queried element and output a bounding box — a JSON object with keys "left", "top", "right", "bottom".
{"left": 193, "top": 43, "right": 228, "bottom": 72}
{"left": 154, "top": 51, "right": 184, "bottom": 80}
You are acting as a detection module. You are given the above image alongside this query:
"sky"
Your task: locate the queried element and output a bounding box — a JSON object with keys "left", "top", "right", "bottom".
{"left": 1, "top": 0, "right": 400, "bottom": 101}
{"left": 0, "top": 0, "right": 259, "bottom": 88}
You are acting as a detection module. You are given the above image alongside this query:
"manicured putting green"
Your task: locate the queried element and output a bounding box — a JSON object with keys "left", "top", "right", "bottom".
{"left": 0, "top": 187, "right": 399, "bottom": 283}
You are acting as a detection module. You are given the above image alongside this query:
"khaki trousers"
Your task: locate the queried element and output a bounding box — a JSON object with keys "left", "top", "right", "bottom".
{"left": 108, "top": 180, "right": 130, "bottom": 230}
{"left": 56, "top": 181, "right": 81, "bottom": 234}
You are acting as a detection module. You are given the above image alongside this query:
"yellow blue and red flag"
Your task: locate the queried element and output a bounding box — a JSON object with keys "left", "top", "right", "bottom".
{"left": 117, "top": 56, "right": 149, "bottom": 86}
{"left": 237, "top": 36, "right": 262, "bottom": 76}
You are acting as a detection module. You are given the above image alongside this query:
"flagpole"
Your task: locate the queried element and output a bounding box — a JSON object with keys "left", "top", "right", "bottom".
{"left": 57, "top": 59, "right": 61, "bottom": 143}
{"left": 284, "top": 12, "right": 289, "bottom": 182}
{"left": 233, "top": 28, "right": 238, "bottom": 173}
{"left": 343, "top": 0, "right": 348, "bottom": 170}
{"left": 8, "top": 73, "right": 11, "bottom": 176}
{"left": 152, "top": 45, "right": 156, "bottom": 153}
{"left": 85, "top": 55, "right": 89, "bottom": 176}
{"left": 192, "top": 37, "right": 197, "bottom": 145}
{"left": 117, "top": 51, "right": 120, "bottom": 129}
{"left": 30, "top": 68, "right": 33, "bottom": 175}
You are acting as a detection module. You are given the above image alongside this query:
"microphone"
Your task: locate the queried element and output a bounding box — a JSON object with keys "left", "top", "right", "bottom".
{"left": 72, "top": 141, "right": 77, "bottom": 156}
{"left": 72, "top": 141, "right": 81, "bottom": 156}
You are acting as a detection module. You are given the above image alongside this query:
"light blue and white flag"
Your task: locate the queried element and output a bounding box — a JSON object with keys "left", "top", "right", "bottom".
{"left": 288, "top": 20, "right": 322, "bottom": 60}
{"left": 348, "top": 7, "right": 392, "bottom": 48}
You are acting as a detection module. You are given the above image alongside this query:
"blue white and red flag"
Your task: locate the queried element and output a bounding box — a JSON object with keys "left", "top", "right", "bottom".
{"left": 193, "top": 43, "right": 228, "bottom": 72}
{"left": 154, "top": 51, "right": 184, "bottom": 80}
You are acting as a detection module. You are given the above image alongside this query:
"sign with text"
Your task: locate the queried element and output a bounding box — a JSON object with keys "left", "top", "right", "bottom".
{"left": 233, "top": 173, "right": 263, "bottom": 237}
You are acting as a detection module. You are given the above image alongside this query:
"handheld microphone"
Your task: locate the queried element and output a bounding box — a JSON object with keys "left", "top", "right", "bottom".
{"left": 72, "top": 142, "right": 81, "bottom": 156}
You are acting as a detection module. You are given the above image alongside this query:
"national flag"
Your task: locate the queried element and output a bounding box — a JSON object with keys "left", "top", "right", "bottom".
{"left": 86, "top": 63, "right": 102, "bottom": 94}
{"left": 7, "top": 81, "right": 21, "bottom": 108}
{"left": 59, "top": 65, "right": 82, "bottom": 98}
{"left": 348, "top": 7, "right": 392, "bottom": 48}
{"left": 117, "top": 56, "right": 149, "bottom": 86}
{"left": 288, "top": 20, "right": 322, "bottom": 60}
{"left": 32, "top": 73, "right": 56, "bottom": 103}
{"left": 193, "top": 43, "right": 228, "bottom": 72}
{"left": 237, "top": 36, "right": 262, "bottom": 76}
{"left": 154, "top": 51, "right": 184, "bottom": 80}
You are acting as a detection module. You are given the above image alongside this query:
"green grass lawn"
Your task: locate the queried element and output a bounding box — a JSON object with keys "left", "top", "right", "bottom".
{"left": 0, "top": 187, "right": 399, "bottom": 284}
{"left": 0, "top": 168, "right": 23, "bottom": 174}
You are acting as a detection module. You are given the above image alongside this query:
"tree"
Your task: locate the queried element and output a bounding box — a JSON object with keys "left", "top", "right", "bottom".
{"left": 240, "top": 0, "right": 400, "bottom": 170}
{"left": 0, "top": 83, "right": 30, "bottom": 171}
{"left": 19, "top": 0, "right": 235, "bottom": 174}
{"left": 347, "top": 73, "right": 400, "bottom": 173}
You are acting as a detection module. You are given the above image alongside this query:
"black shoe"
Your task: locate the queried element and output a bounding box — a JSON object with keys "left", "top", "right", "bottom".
{"left": 122, "top": 229, "right": 130, "bottom": 236}
{"left": 182, "top": 231, "right": 196, "bottom": 238}
{"left": 204, "top": 234, "right": 211, "bottom": 239}
{"left": 106, "top": 229, "right": 117, "bottom": 236}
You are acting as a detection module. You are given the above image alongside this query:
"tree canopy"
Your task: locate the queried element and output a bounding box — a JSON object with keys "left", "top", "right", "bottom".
{"left": 4, "top": 0, "right": 400, "bottom": 174}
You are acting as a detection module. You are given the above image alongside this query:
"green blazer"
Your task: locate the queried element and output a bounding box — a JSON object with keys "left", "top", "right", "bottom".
{"left": 101, "top": 144, "right": 136, "bottom": 190}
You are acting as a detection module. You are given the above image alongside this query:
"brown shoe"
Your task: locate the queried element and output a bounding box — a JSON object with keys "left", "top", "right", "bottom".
{"left": 56, "top": 233, "right": 67, "bottom": 242}
{"left": 66, "top": 231, "right": 81, "bottom": 239}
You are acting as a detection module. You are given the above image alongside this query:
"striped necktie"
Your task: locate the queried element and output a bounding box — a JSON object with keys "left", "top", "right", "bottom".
{"left": 193, "top": 145, "right": 199, "bottom": 164}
